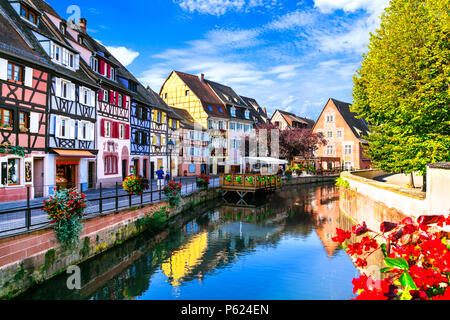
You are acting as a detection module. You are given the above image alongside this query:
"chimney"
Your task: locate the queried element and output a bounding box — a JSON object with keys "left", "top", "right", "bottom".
{"left": 79, "top": 18, "right": 87, "bottom": 33}
{"left": 263, "top": 107, "right": 267, "bottom": 114}
{"left": 201, "top": 73, "right": 205, "bottom": 82}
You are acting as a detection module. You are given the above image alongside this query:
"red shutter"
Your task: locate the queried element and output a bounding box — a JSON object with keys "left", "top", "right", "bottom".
{"left": 98, "top": 89, "right": 103, "bottom": 101}
{"left": 101, "top": 119, "right": 105, "bottom": 137}
{"left": 115, "top": 92, "right": 119, "bottom": 106}
{"left": 99, "top": 60, "right": 105, "bottom": 74}
{"left": 112, "top": 122, "right": 117, "bottom": 138}
{"left": 110, "top": 91, "right": 114, "bottom": 104}
{"left": 107, "top": 64, "right": 111, "bottom": 78}
{"left": 125, "top": 124, "right": 130, "bottom": 140}
{"left": 123, "top": 95, "right": 127, "bottom": 108}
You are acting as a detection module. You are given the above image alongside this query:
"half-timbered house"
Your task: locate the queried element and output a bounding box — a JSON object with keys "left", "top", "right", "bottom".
{"left": 0, "top": 4, "right": 50, "bottom": 201}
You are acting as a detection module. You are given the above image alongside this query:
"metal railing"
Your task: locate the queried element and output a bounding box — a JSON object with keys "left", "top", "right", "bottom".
{"left": 0, "top": 176, "right": 219, "bottom": 239}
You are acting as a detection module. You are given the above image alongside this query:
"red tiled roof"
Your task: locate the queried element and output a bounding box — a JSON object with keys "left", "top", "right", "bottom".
{"left": 174, "top": 71, "right": 228, "bottom": 118}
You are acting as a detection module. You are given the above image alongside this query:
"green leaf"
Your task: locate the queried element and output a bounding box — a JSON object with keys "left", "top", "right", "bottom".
{"left": 400, "top": 272, "right": 418, "bottom": 290}
{"left": 380, "top": 267, "right": 393, "bottom": 273}
{"left": 384, "top": 257, "right": 409, "bottom": 270}
{"left": 381, "top": 243, "right": 388, "bottom": 257}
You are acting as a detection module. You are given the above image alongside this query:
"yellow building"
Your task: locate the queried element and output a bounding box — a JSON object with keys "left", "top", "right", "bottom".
{"left": 160, "top": 71, "right": 229, "bottom": 174}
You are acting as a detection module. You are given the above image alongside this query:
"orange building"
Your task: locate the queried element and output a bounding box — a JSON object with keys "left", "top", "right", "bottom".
{"left": 313, "top": 98, "right": 372, "bottom": 171}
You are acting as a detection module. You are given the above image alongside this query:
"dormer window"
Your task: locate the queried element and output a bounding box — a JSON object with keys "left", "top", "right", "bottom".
{"left": 207, "top": 105, "right": 212, "bottom": 112}
{"left": 60, "top": 24, "right": 66, "bottom": 35}
{"left": 245, "top": 111, "right": 250, "bottom": 119}
{"left": 185, "top": 90, "right": 190, "bottom": 96}
{"left": 218, "top": 107, "right": 223, "bottom": 113}
{"left": 231, "top": 108, "right": 236, "bottom": 117}
{"left": 20, "top": 4, "right": 37, "bottom": 25}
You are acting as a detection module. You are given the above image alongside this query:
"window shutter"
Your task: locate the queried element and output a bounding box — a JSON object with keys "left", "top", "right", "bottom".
{"left": 98, "top": 88, "right": 103, "bottom": 102}
{"left": 90, "top": 90, "right": 96, "bottom": 107}
{"left": 69, "top": 120, "right": 76, "bottom": 139}
{"left": 89, "top": 122, "right": 95, "bottom": 141}
{"left": 69, "top": 83, "right": 76, "bottom": 101}
{"left": 25, "top": 67, "right": 33, "bottom": 87}
{"left": 55, "top": 78, "right": 62, "bottom": 97}
{"left": 101, "top": 119, "right": 105, "bottom": 137}
{"left": 74, "top": 54, "right": 80, "bottom": 70}
{"left": 29, "top": 112, "right": 39, "bottom": 133}
{"left": 0, "top": 58, "right": 7, "bottom": 81}
{"left": 111, "top": 122, "right": 117, "bottom": 138}
{"left": 99, "top": 60, "right": 105, "bottom": 75}
{"left": 107, "top": 64, "right": 111, "bottom": 78}
{"left": 110, "top": 91, "right": 114, "bottom": 104}
{"left": 115, "top": 91, "right": 119, "bottom": 106}
{"left": 51, "top": 115, "right": 57, "bottom": 135}
{"left": 55, "top": 116, "right": 61, "bottom": 138}
{"left": 78, "top": 121, "right": 83, "bottom": 140}
{"left": 169, "top": 119, "right": 172, "bottom": 128}
{"left": 123, "top": 95, "right": 127, "bottom": 108}
{"left": 125, "top": 124, "right": 130, "bottom": 139}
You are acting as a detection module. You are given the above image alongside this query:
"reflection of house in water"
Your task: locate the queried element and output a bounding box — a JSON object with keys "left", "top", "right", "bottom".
{"left": 161, "top": 232, "right": 208, "bottom": 287}
{"left": 306, "top": 185, "right": 341, "bottom": 256}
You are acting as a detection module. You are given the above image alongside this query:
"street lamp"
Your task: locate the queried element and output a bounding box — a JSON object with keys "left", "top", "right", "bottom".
{"left": 168, "top": 139, "right": 175, "bottom": 181}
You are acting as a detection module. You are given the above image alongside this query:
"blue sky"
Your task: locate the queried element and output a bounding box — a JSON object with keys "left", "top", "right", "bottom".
{"left": 47, "top": 0, "right": 389, "bottom": 121}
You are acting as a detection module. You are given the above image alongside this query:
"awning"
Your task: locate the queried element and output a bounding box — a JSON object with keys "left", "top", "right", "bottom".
{"left": 53, "top": 149, "right": 96, "bottom": 158}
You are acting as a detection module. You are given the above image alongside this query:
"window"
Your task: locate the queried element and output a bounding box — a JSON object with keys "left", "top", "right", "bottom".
{"left": 118, "top": 94, "right": 123, "bottom": 107}
{"left": 327, "top": 146, "right": 333, "bottom": 155}
{"left": 218, "top": 107, "right": 223, "bottom": 113}
{"left": 185, "top": 90, "right": 190, "bottom": 96}
{"left": 208, "top": 105, "right": 212, "bottom": 112}
{"left": 326, "top": 115, "right": 334, "bottom": 122}
{"left": 60, "top": 24, "right": 66, "bottom": 35}
{"left": 327, "top": 131, "right": 333, "bottom": 138}
{"left": 236, "top": 123, "right": 242, "bottom": 131}
{"left": 19, "top": 112, "right": 28, "bottom": 132}
{"left": 231, "top": 108, "right": 236, "bottom": 117}
{"left": 230, "top": 122, "right": 236, "bottom": 130}
{"left": 104, "top": 121, "right": 111, "bottom": 138}
{"left": 20, "top": 5, "right": 37, "bottom": 24}
{"left": 7, "top": 159, "right": 20, "bottom": 185}
{"left": 61, "top": 80, "right": 70, "bottom": 99}
{"left": 164, "top": 93, "right": 168, "bottom": 99}
{"left": 7, "top": 62, "right": 24, "bottom": 84}
{"left": 157, "top": 111, "right": 162, "bottom": 123}
{"left": 0, "top": 108, "right": 12, "bottom": 129}
{"left": 208, "top": 120, "right": 213, "bottom": 129}
{"left": 337, "top": 131, "right": 342, "bottom": 138}
{"left": 119, "top": 124, "right": 125, "bottom": 139}
{"left": 218, "top": 121, "right": 223, "bottom": 130}
{"left": 345, "top": 145, "right": 352, "bottom": 155}
{"left": 103, "top": 89, "right": 108, "bottom": 102}
{"left": 60, "top": 118, "right": 67, "bottom": 137}
{"left": 345, "top": 162, "right": 352, "bottom": 171}
{"left": 104, "top": 156, "right": 118, "bottom": 175}
{"left": 91, "top": 57, "right": 98, "bottom": 73}
{"left": 245, "top": 111, "right": 250, "bottom": 119}
{"left": 244, "top": 124, "right": 249, "bottom": 132}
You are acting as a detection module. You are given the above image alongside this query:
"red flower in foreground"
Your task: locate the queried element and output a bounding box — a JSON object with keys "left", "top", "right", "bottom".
{"left": 331, "top": 228, "right": 351, "bottom": 244}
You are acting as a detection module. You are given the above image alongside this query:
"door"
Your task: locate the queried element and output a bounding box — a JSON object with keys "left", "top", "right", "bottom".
{"left": 33, "top": 158, "right": 44, "bottom": 198}
{"left": 143, "top": 159, "right": 148, "bottom": 179}
{"left": 88, "top": 162, "right": 95, "bottom": 189}
{"left": 122, "top": 160, "right": 128, "bottom": 180}
{"left": 150, "top": 162, "right": 155, "bottom": 180}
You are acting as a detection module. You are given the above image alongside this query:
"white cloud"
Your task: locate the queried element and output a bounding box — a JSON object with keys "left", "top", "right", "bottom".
{"left": 104, "top": 46, "right": 140, "bottom": 67}
{"left": 314, "top": 0, "right": 388, "bottom": 14}
{"left": 174, "top": 0, "right": 279, "bottom": 16}
{"left": 266, "top": 10, "right": 316, "bottom": 30}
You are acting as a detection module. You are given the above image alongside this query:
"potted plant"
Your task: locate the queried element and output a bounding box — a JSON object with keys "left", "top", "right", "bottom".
{"left": 163, "top": 181, "right": 182, "bottom": 207}
{"left": 196, "top": 174, "right": 210, "bottom": 189}
{"left": 42, "top": 189, "right": 88, "bottom": 251}
{"left": 122, "top": 174, "right": 149, "bottom": 196}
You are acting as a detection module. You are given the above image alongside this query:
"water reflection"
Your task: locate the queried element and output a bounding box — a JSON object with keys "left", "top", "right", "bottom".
{"left": 19, "top": 183, "right": 357, "bottom": 300}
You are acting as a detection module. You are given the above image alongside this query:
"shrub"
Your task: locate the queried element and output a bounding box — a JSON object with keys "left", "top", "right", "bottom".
{"left": 332, "top": 214, "right": 450, "bottom": 300}
{"left": 196, "top": 174, "right": 210, "bottom": 188}
{"left": 42, "top": 189, "right": 88, "bottom": 251}
{"left": 164, "top": 181, "right": 182, "bottom": 207}
{"left": 122, "top": 175, "right": 149, "bottom": 196}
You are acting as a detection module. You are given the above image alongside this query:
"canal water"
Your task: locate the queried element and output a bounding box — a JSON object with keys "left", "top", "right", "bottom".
{"left": 18, "top": 182, "right": 358, "bottom": 300}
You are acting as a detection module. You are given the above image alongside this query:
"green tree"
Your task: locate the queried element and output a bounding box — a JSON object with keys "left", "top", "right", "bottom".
{"left": 352, "top": 0, "right": 450, "bottom": 188}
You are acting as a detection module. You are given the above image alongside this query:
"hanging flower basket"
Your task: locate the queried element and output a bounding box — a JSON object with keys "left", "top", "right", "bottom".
{"left": 196, "top": 174, "right": 210, "bottom": 188}
{"left": 236, "top": 176, "right": 243, "bottom": 184}
{"left": 164, "top": 181, "right": 182, "bottom": 207}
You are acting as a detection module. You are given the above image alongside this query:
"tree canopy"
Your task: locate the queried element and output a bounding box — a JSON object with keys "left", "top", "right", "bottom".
{"left": 352, "top": 0, "right": 450, "bottom": 175}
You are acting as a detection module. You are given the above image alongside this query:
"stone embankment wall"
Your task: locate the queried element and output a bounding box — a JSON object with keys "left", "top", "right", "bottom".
{"left": 0, "top": 187, "right": 222, "bottom": 299}
{"left": 340, "top": 164, "right": 450, "bottom": 222}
